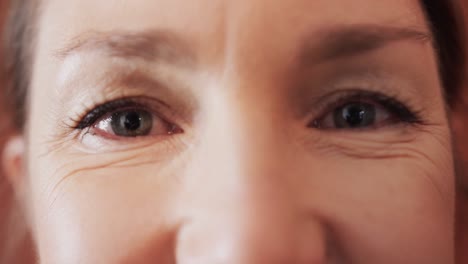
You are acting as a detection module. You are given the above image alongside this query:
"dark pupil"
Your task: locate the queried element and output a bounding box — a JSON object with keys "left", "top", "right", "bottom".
{"left": 333, "top": 103, "right": 376, "bottom": 128}
{"left": 111, "top": 110, "right": 152, "bottom": 137}
{"left": 123, "top": 112, "right": 141, "bottom": 131}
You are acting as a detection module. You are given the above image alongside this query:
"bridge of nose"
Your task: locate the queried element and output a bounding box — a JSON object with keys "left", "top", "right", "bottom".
{"left": 169, "top": 92, "right": 328, "bottom": 263}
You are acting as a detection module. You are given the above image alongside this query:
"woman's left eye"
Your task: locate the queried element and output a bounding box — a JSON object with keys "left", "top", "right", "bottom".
{"left": 317, "top": 102, "right": 389, "bottom": 129}
{"left": 310, "top": 93, "right": 420, "bottom": 130}
{"left": 92, "top": 109, "right": 179, "bottom": 138}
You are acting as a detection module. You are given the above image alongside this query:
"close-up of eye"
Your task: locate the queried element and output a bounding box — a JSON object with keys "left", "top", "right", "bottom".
{"left": 310, "top": 91, "right": 422, "bottom": 130}
{"left": 73, "top": 99, "right": 183, "bottom": 139}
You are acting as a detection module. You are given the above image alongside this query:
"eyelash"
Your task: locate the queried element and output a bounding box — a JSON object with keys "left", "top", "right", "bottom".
{"left": 71, "top": 98, "right": 165, "bottom": 130}
{"left": 310, "top": 90, "right": 424, "bottom": 129}
{"left": 70, "top": 90, "right": 422, "bottom": 137}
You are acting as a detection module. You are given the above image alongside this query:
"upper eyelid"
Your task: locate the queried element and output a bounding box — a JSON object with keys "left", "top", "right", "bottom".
{"left": 57, "top": 57, "right": 199, "bottom": 126}
{"left": 53, "top": 35, "right": 199, "bottom": 128}
{"left": 69, "top": 96, "right": 180, "bottom": 130}
{"left": 73, "top": 101, "right": 146, "bottom": 129}
{"left": 58, "top": 65, "right": 197, "bottom": 125}
{"left": 293, "top": 63, "right": 428, "bottom": 116}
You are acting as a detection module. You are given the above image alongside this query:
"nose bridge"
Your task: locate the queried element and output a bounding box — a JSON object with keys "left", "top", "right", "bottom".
{"left": 175, "top": 88, "right": 327, "bottom": 263}
{"left": 192, "top": 77, "right": 283, "bottom": 181}
{"left": 194, "top": 83, "right": 288, "bottom": 210}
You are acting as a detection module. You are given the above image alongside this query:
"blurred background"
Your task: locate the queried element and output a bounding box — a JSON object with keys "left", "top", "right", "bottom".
{"left": 0, "top": 1, "right": 467, "bottom": 263}
{"left": 0, "top": 1, "right": 35, "bottom": 263}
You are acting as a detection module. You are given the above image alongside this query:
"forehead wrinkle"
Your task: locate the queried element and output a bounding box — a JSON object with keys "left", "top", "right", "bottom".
{"left": 53, "top": 30, "right": 196, "bottom": 67}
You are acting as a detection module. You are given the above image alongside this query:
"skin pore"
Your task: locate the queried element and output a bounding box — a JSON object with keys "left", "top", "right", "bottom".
{"left": 3, "top": 0, "right": 456, "bottom": 263}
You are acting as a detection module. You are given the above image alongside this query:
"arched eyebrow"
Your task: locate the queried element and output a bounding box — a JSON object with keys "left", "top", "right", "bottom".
{"left": 300, "top": 25, "right": 433, "bottom": 65}
{"left": 54, "top": 30, "right": 196, "bottom": 67}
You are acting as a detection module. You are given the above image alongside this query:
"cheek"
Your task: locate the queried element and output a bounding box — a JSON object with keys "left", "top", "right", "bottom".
{"left": 25, "top": 124, "right": 455, "bottom": 263}
{"left": 297, "top": 135, "right": 454, "bottom": 261}
{"left": 27, "top": 149, "right": 187, "bottom": 263}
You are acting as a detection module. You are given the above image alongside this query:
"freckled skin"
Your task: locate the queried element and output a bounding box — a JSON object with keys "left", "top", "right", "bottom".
{"left": 3, "top": 0, "right": 456, "bottom": 263}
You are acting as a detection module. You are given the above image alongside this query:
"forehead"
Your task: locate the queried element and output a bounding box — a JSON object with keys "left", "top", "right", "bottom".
{"left": 39, "top": 0, "right": 425, "bottom": 25}
{"left": 37, "top": 0, "right": 428, "bottom": 61}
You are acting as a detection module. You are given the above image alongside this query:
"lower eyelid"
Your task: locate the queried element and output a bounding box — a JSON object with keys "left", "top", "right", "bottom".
{"left": 77, "top": 127, "right": 185, "bottom": 154}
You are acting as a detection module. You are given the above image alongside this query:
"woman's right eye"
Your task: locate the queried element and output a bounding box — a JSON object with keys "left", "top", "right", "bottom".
{"left": 90, "top": 108, "right": 181, "bottom": 139}
{"left": 74, "top": 99, "right": 183, "bottom": 139}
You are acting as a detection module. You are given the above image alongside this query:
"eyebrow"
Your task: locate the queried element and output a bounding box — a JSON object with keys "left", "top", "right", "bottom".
{"left": 300, "top": 25, "right": 433, "bottom": 64}
{"left": 55, "top": 25, "right": 432, "bottom": 71}
{"left": 55, "top": 30, "right": 195, "bottom": 67}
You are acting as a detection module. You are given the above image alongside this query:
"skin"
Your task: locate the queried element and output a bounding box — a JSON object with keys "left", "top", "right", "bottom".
{"left": 3, "top": 0, "right": 456, "bottom": 263}
{"left": 455, "top": 1, "right": 468, "bottom": 262}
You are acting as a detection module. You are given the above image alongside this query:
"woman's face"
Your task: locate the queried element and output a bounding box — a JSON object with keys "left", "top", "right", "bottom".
{"left": 12, "top": 0, "right": 455, "bottom": 262}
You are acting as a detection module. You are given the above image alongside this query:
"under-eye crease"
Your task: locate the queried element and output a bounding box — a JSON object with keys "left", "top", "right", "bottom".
{"left": 310, "top": 90, "right": 424, "bottom": 130}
